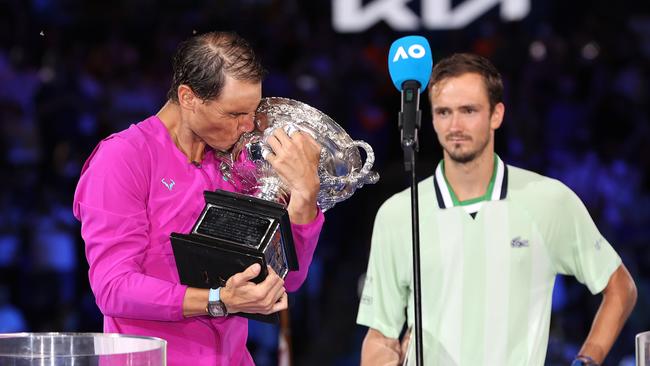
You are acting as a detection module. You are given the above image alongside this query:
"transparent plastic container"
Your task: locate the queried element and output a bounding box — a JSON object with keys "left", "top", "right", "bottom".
{"left": 636, "top": 332, "right": 650, "bottom": 366}
{"left": 0, "top": 332, "right": 166, "bottom": 365}
{"left": 637, "top": 331, "right": 650, "bottom": 366}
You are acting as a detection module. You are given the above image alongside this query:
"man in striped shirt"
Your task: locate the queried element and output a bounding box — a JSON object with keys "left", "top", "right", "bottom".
{"left": 356, "top": 53, "right": 637, "bottom": 366}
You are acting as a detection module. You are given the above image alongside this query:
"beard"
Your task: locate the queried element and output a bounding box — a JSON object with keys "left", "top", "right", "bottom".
{"left": 442, "top": 132, "right": 490, "bottom": 164}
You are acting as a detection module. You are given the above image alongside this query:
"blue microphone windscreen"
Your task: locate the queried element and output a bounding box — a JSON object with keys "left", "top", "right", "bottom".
{"left": 388, "top": 36, "right": 433, "bottom": 93}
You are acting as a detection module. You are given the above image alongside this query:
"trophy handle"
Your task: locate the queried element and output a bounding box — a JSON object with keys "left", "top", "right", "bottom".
{"left": 349, "top": 140, "right": 380, "bottom": 186}
{"left": 321, "top": 140, "right": 379, "bottom": 190}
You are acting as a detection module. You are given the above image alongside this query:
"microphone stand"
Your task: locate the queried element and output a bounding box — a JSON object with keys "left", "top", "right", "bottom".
{"left": 399, "top": 80, "right": 423, "bottom": 366}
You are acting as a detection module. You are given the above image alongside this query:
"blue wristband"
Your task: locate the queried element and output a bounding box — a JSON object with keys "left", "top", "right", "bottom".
{"left": 208, "top": 288, "right": 221, "bottom": 302}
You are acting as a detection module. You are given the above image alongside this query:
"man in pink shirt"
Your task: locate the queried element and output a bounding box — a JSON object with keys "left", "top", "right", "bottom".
{"left": 73, "top": 31, "right": 324, "bottom": 365}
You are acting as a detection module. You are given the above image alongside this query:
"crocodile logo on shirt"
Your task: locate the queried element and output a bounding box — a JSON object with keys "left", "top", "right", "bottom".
{"left": 161, "top": 178, "right": 175, "bottom": 191}
{"left": 510, "top": 236, "right": 529, "bottom": 248}
{"left": 595, "top": 238, "right": 604, "bottom": 250}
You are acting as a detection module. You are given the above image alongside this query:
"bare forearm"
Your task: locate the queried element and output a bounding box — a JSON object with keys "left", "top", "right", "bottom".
{"left": 182, "top": 287, "right": 209, "bottom": 317}
{"left": 579, "top": 297, "right": 630, "bottom": 362}
{"left": 361, "top": 328, "right": 401, "bottom": 366}
{"left": 579, "top": 265, "right": 637, "bottom": 363}
{"left": 287, "top": 192, "right": 318, "bottom": 224}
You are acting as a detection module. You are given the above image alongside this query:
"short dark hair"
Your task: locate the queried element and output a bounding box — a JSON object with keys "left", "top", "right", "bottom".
{"left": 167, "top": 31, "right": 266, "bottom": 103}
{"left": 428, "top": 53, "right": 503, "bottom": 112}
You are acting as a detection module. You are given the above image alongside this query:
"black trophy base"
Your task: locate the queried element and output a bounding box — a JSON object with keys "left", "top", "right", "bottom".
{"left": 171, "top": 233, "right": 278, "bottom": 323}
{"left": 171, "top": 189, "right": 298, "bottom": 324}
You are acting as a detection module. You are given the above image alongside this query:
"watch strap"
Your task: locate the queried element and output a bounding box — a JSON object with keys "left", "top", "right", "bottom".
{"left": 206, "top": 287, "right": 228, "bottom": 317}
{"left": 209, "top": 287, "right": 220, "bottom": 302}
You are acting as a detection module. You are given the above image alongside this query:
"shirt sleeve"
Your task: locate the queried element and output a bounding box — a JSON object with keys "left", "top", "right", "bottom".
{"left": 545, "top": 182, "right": 621, "bottom": 294}
{"left": 73, "top": 136, "right": 187, "bottom": 321}
{"left": 356, "top": 199, "right": 409, "bottom": 339}
{"left": 284, "top": 209, "right": 324, "bottom": 292}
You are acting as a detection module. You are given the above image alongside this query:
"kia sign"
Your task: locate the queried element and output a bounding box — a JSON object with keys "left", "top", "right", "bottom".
{"left": 333, "top": 0, "right": 531, "bottom": 32}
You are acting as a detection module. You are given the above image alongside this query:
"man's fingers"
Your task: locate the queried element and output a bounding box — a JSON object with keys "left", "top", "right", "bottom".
{"left": 290, "top": 131, "right": 321, "bottom": 158}
{"left": 268, "top": 292, "right": 288, "bottom": 314}
{"left": 257, "top": 266, "right": 283, "bottom": 291}
{"left": 230, "top": 263, "right": 262, "bottom": 286}
{"left": 264, "top": 149, "right": 276, "bottom": 162}
{"left": 243, "top": 263, "right": 262, "bottom": 279}
{"left": 261, "top": 146, "right": 274, "bottom": 161}
{"left": 307, "top": 135, "right": 321, "bottom": 150}
{"left": 224, "top": 264, "right": 289, "bottom": 315}
{"left": 270, "top": 282, "right": 286, "bottom": 304}
{"left": 266, "top": 265, "right": 279, "bottom": 277}
{"left": 266, "top": 274, "right": 285, "bottom": 303}
{"left": 265, "top": 134, "right": 284, "bottom": 157}
{"left": 303, "top": 134, "right": 321, "bottom": 153}
{"left": 272, "top": 128, "right": 293, "bottom": 145}
{"left": 257, "top": 282, "right": 285, "bottom": 314}
{"left": 292, "top": 130, "right": 314, "bottom": 143}
{"left": 252, "top": 266, "right": 284, "bottom": 307}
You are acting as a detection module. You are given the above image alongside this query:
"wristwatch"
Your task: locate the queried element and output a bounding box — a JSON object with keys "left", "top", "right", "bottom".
{"left": 206, "top": 287, "right": 228, "bottom": 317}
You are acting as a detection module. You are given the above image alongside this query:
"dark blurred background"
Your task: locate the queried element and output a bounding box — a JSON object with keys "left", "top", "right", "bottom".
{"left": 0, "top": 0, "right": 649, "bottom": 365}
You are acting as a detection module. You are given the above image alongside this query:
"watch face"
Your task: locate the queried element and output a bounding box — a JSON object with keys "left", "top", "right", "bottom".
{"left": 208, "top": 301, "right": 227, "bottom": 317}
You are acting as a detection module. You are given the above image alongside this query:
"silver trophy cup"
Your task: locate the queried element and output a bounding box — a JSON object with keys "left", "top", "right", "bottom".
{"left": 171, "top": 97, "right": 379, "bottom": 323}
{"left": 226, "top": 97, "right": 380, "bottom": 210}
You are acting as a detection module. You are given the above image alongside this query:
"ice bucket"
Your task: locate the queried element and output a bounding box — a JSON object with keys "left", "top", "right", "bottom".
{"left": 0, "top": 332, "right": 166, "bottom": 365}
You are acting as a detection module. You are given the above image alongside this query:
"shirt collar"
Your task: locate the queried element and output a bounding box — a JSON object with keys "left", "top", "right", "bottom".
{"left": 433, "top": 154, "right": 508, "bottom": 211}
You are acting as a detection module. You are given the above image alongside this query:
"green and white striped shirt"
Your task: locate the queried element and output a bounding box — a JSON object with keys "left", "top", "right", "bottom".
{"left": 357, "top": 155, "right": 621, "bottom": 366}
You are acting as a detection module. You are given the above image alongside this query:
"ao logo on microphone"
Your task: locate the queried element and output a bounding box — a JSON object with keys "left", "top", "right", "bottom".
{"left": 392, "top": 44, "right": 427, "bottom": 62}
{"left": 387, "top": 35, "right": 432, "bottom": 92}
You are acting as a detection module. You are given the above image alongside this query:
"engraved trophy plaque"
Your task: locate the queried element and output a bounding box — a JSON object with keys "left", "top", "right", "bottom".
{"left": 171, "top": 97, "right": 379, "bottom": 323}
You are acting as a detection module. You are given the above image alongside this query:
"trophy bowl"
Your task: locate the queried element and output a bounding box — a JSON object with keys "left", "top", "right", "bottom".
{"left": 230, "top": 97, "right": 380, "bottom": 211}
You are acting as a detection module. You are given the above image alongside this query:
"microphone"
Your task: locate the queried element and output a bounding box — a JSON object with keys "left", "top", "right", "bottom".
{"left": 388, "top": 35, "right": 433, "bottom": 168}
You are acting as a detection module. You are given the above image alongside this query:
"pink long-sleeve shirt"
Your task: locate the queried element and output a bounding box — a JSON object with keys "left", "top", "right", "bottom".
{"left": 73, "top": 116, "right": 324, "bottom": 365}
